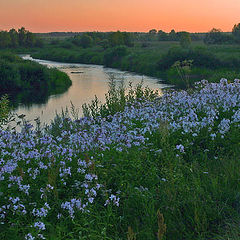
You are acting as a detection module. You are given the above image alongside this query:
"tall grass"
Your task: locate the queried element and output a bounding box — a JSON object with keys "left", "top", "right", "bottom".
{"left": 1, "top": 79, "right": 240, "bottom": 239}
{"left": 31, "top": 40, "right": 240, "bottom": 88}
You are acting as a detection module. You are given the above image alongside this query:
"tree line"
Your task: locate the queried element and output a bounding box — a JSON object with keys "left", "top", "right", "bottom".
{"left": 0, "top": 27, "right": 43, "bottom": 48}
{"left": 204, "top": 24, "right": 240, "bottom": 44}
{"left": 148, "top": 23, "right": 240, "bottom": 44}
{"left": 69, "top": 31, "right": 133, "bottom": 49}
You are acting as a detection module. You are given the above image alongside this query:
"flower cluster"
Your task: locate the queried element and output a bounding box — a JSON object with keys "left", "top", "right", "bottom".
{"left": 1, "top": 79, "right": 240, "bottom": 238}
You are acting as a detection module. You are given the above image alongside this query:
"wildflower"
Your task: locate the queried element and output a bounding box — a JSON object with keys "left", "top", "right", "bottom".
{"left": 176, "top": 144, "right": 185, "bottom": 153}
{"left": 34, "top": 221, "right": 46, "bottom": 231}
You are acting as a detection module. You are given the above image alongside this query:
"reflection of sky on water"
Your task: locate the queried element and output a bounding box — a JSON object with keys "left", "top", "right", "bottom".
{"left": 14, "top": 55, "right": 170, "bottom": 125}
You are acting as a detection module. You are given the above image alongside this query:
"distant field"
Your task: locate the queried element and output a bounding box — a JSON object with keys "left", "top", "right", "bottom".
{"left": 15, "top": 33, "right": 240, "bottom": 88}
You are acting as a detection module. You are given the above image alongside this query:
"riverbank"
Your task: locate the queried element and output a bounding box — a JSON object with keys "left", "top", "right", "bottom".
{"left": 0, "top": 52, "right": 72, "bottom": 106}
{"left": 12, "top": 55, "right": 169, "bottom": 125}
{"left": 31, "top": 40, "right": 240, "bottom": 88}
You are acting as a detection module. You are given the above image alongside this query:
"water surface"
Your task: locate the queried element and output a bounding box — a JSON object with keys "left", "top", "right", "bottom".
{"left": 14, "top": 55, "right": 169, "bottom": 125}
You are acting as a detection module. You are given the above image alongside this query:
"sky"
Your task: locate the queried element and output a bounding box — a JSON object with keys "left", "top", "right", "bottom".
{"left": 0, "top": 0, "right": 240, "bottom": 33}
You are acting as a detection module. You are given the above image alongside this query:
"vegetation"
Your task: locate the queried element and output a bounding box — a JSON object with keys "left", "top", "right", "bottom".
{"left": 1, "top": 80, "right": 240, "bottom": 239}
{"left": 0, "top": 27, "right": 43, "bottom": 49}
{"left": 0, "top": 52, "right": 72, "bottom": 105}
{"left": 1, "top": 24, "right": 240, "bottom": 240}
{"left": 28, "top": 23, "right": 240, "bottom": 88}
{"left": 232, "top": 23, "right": 240, "bottom": 43}
{"left": 0, "top": 95, "right": 10, "bottom": 127}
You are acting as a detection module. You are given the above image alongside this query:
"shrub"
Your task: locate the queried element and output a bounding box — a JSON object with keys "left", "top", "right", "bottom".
{"left": 103, "top": 45, "right": 128, "bottom": 67}
{"left": 158, "top": 47, "right": 221, "bottom": 70}
{"left": 0, "top": 95, "right": 10, "bottom": 127}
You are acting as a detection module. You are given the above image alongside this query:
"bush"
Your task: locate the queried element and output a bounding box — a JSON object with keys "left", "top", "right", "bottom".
{"left": 0, "top": 60, "right": 21, "bottom": 91}
{"left": 158, "top": 47, "right": 221, "bottom": 70}
{"left": 103, "top": 45, "right": 128, "bottom": 67}
{"left": 0, "top": 52, "right": 72, "bottom": 98}
{"left": 0, "top": 95, "right": 10, "bottom": 127}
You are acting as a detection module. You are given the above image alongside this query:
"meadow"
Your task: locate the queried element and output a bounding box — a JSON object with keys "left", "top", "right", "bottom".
{"left": 1, "top": 79, "right": 240, "bottom": 239}
{"left": 31, "top": 38, "right": 240, "bottom": 88}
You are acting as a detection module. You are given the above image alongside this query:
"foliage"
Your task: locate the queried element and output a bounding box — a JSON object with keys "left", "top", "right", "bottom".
{"left": 204, "top": 28, "right": 234, "bottom": 44}
{"left": 232, "top": 23, "right": 240, "bottom": 43}
{"left": 158, "top": 30, "right": 168, "bottom": 41}
{"left": 0, "top": 27, "right": 43, "bottom": 49}
{"left": 0, "top": 52, "right": 71, "bottom": 97}
{"left": 72, "top": 34, "right": 93, "bottom": 48}
{"left": 109, "top": 31, "right": 134, "bottom": 47}
{"left": 82, "top": 77, "right": 159, "bottom": 119}
{"left": 31, "top": 32, "right": 240, "bottom": 88}
{"left": 171, "top": 60, "right": 193, "bottom": 88}
{"left": 1, "top": 80, "right": 240, "bottom": 239}
{"left": 148, "top": 29, "right": 157, "bottom": 34}
{"left": 103, "top": 45, "right": 128, "bottom": 66}
{"left": 179, "top": 32, "right": 192, "bottom": 48}
{"left": 0, "top": 95, "right": 10, "bottom": 127}
{"left": 158, "top": 46, "right": 221, "bottom": 70}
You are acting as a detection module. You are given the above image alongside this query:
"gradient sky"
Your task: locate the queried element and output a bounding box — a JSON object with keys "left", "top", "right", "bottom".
{"left": 0, "top": 0, "right": 240, "bottom": 33}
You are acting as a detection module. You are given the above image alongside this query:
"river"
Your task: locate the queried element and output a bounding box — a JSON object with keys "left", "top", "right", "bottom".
{"left": 13, "top": 55, "right": 169, "bottom": 125}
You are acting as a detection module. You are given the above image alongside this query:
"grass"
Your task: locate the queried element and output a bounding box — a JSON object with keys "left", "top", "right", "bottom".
{"left": 0, "top": 52, "right": 72, "bottom": 106}
{"left": 29, "top": 39, "right": 240, "bottom": 88}
{"left": 1, "top": 79, "right": 240, "bottom": 239}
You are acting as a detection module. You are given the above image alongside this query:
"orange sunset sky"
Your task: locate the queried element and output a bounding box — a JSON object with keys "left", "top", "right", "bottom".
{"left": 0, "top": 0, "right": 240, "bottom": 33}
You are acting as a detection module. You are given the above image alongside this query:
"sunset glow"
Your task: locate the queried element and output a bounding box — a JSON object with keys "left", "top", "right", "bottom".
{"left": 0, "top": 0, "right": 240, "bottom": 32}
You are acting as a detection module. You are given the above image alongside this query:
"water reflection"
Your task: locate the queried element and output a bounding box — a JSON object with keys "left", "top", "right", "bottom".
{"left": 12, "top": 55, "right": 169, "bottom": 125}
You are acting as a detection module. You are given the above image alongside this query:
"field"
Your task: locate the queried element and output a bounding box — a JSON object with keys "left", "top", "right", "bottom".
{"left": 1, "top": 80, "right": 240, "bottom": 239}
{"left": 30, "top": 38, "right": 240, "bottom": 88}
{"left": 1, "top": 30, "right": 240, "bottom": 239}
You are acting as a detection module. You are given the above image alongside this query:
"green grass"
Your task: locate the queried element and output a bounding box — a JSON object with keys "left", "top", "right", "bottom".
{"left": 30, "top": 39, "right": 240, "bottom": 88}
{"left": 1, "top": 80, "right": 240, "bottom": 239}
{"left": 0, "top": 52, "right": 72, "bottom": 106}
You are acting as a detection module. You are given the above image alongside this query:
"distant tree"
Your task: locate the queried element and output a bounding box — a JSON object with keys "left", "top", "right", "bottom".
{"left": 169, "top": 29, "right": 177, "bottom": 41}
{"left": 25, "top": 31, "right": 36, "bottom": 47}
{"left": 0, "top": 31, "right": 11, "bottom": 48}
{"left": 149, "top": 29, "right": 157, "bottom": 34}
{"left": 204, "top": 28, "right": 224, "bottom": 44}
{"left": 109, "top": 31, "right": 124, "bottom": 46}
{"left": 103, "top": 45, "right": 128, "bottom": 66}
{"left": 108, "top": 31, "right": 133, "bottom": 47}
{"left": 122, "top": 32, "right": 134, "bottom": 47}
{"left": 9, "top": 28, "right": 18, "bottom": 48}
{"left": 80, "top": 34, "right": 93, "bottom": 48}
{"left": 18, "top": 27, "right": 27, "bottom": 46}
{"left": 99, "top": 39, "right": 109, "bottom": 49}
{"left": 158, "top": 30, "right": 168, "bottom": 41}
{"left": 232, "top": 23, "right": 240, "bottom": 42}
{"left": 179, "top": 32, "right": 191, "bottom": 48}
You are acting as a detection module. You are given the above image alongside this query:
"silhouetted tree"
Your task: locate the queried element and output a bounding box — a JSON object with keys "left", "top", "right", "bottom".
{"left": 99, "top": 39, "right": 109, "bottom": 49}
{"left": 109, "top": 31, "right": 124, "bottom": 46}
{"left": 0, "top": 31, "right": 11, "bottom": 48}
{"left": 203, "top": 28, "right": 228, "bottom": 44}
{"left": 9, "top": 29, "right": 18, "bottom": 48}
{"left": 158, "top": 30, "right": 168, "bottom": 41}
{"left": 18, "top": 27, "right": 27, "bottom": 46}
{"left": 80, "top": 34, "right": 93, "bottom": 48}
{"left": 25, "top": 32, "right": 36, "bottom": 47}
{"left": 169, "top": 29, "right": 177, "bottom": 41}
{"left": 179, "top": 32, "right": 191, "bottom": 48}
{"left": 149, "top": 29, "right": 157, "bottom": 34}
{"left": 232, "top": 23, "right": 240, "bottom": 43}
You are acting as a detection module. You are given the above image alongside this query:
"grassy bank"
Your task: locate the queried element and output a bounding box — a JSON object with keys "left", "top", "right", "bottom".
{"left": 31, "top": 40, "right": 240, "bottom": 88}
{"left": 0, "top": 52, "right": 72, "bottom": 105}
{"left": 1, "top": 80, "right": 240, "bottom": 239}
